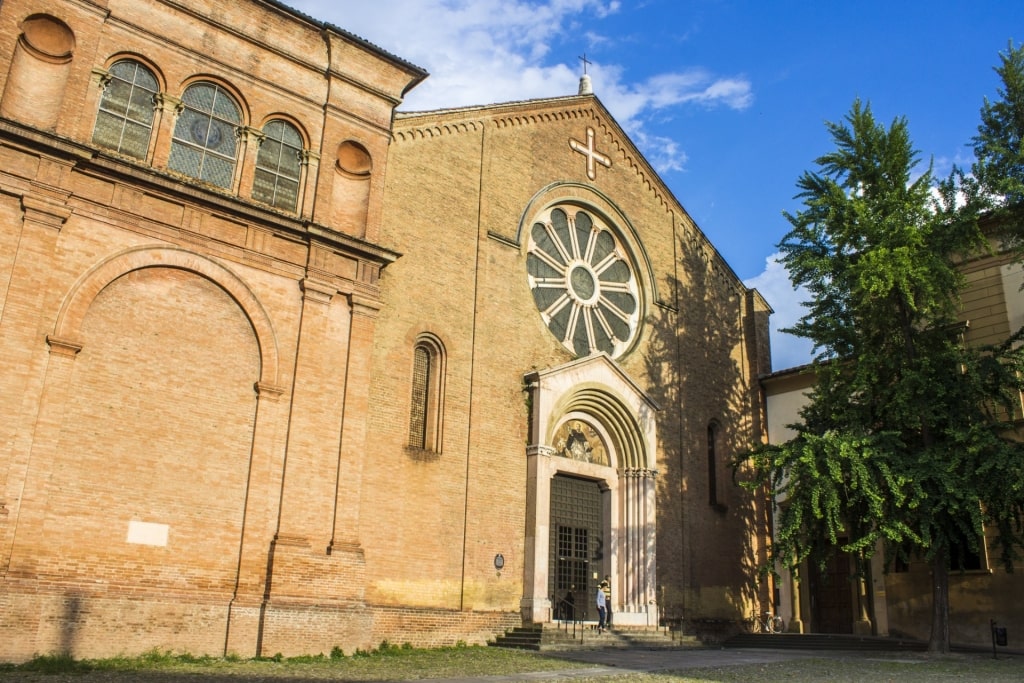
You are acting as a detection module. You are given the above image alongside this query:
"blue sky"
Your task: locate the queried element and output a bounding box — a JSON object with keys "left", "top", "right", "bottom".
{"left": 286, "top": 0, "right": 1021, "bottom": 370}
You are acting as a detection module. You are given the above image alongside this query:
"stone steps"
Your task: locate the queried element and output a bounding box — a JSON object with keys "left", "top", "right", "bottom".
{"left": 490, "top": 623, "right": 702, "bottom": 652}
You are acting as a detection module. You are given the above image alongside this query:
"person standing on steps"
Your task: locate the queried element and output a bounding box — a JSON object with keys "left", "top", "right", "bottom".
{"left": 596, "top": 580, "right": 608, "bottom": 633}
{"left": 602, "top": 576, "right": 612, "bottom": 627}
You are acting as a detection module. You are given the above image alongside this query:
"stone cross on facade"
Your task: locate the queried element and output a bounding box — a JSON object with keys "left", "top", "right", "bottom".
{"left": 569, "top": 126, "right": 611, "bottom": 181}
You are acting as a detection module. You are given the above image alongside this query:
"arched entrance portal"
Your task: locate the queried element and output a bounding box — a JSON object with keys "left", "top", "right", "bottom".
{"left": 522, "top": 354, "right": 659, "bottom": 626}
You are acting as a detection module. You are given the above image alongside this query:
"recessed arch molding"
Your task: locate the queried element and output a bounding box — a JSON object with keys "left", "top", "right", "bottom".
{"left": 52, "top": 245, "right": 281, "bottom": 388}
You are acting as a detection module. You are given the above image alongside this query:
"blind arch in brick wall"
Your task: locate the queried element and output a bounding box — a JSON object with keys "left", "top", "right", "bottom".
{"left": 52, "top": 244, "right": 281, "bottom": 388}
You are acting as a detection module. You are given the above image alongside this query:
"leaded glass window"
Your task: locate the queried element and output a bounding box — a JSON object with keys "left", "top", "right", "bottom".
{"left": 92, "top": 60, "right": 158, "bottom": 160}
{"left": 168, "top": 82, "right": 241, "bottom": 189}
{"left": 252, "top": 120, "right": 302, "bottom": 212}
{"left": 527, "top": 206, "right": 640, "bottom": 358}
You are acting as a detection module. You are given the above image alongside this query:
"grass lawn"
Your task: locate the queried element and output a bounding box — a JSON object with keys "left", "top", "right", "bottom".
{"left": 0, "top": 643, "right": 1021, "bottom": 682}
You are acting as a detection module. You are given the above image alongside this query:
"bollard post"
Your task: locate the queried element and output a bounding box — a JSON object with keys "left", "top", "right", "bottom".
{"left": 991, "top": 619, "right": 1008, "bottom": 659}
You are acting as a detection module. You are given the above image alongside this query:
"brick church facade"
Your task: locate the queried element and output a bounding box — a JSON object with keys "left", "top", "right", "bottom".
{"left": 0, "top": 0, "right": 773, "bottom": 661}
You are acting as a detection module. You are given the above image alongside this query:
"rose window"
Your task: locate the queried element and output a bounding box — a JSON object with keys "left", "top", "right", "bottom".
{"left": 527, "top": 206, "right": 640, "bottom": 358}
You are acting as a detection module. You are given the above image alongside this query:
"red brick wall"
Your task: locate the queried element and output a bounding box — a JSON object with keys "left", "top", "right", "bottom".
{"left": 23, "top": 268, "right": 259, "bottom": 587}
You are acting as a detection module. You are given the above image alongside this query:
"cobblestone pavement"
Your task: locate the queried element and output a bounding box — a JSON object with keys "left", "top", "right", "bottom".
{"left": 413, "top": 647, "right": 851, "bottom": 683}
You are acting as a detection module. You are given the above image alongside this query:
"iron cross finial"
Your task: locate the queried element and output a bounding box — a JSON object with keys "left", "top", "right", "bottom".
{"left": 579, "top": 53, "right": 592, "bottom": 75}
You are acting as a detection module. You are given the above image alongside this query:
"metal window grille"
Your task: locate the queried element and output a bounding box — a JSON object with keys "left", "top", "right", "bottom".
{"left": 408, "top": 345, "right": 430, "bottom": 448}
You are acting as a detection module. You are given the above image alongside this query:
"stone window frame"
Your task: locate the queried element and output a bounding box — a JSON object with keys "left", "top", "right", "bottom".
{"left": 408, "top": 333, "right": 446, "bottom": 454}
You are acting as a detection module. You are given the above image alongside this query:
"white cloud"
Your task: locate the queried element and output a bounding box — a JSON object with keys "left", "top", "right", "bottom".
{"left": 642, "top": 71, "right": 753, "bottom": 110}
{"left": 628, "top": 129, "right": 687, "bottom": 174}
{"left": 744, "top": 253, "right": 816, "bottom": 371}
{"left": 287, "top": 0, "right": 751, "bottom": 168}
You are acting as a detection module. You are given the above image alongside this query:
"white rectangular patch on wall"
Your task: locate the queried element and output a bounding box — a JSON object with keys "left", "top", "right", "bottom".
{"left": 126, "top": 520, "right": 169, "bottom": 547}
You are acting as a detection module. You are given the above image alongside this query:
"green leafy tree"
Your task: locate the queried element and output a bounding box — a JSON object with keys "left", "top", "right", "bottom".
{"left": 743, "top": 100, "right": 1024, "bottom": 653}
{"left": 974, "top": 40, "right": 1024, "bottom": 246}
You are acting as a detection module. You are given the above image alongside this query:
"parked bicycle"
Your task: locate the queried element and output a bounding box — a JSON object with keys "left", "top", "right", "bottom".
{"left": 750, "top": 610, "right": 785, "bottom": 634}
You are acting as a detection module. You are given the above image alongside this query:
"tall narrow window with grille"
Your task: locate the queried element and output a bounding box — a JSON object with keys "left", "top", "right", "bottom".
{"left": 92, "top": 60, "right": 158, "bottom": 160}
{"left": 409, "top": 345, "right": 431, "bottom": 449}
{"left": 408, "top": 335, "right": 445, "bottom": 452}
{"left": 707, "top": 422, "right": 722, "bottom": 509}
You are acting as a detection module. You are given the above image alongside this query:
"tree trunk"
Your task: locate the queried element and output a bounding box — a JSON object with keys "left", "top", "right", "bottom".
{"left": 928, "top": 546, "right": 951, "bottom": 653}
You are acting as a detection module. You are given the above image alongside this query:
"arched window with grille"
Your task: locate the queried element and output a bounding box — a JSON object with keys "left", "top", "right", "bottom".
{"left": 168, "top": 82, "right": 241, "bottom": 189}
{"left": 92, "top": 60, "right": 159, "bottom": 160}
{"left": 252, "top": 119, "right": 303, "bottom": 212}
{"left": 408, "top": 334, "right": 445, "bottom": 453}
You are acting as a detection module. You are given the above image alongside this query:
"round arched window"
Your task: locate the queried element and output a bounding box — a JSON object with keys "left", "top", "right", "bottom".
{"left": 526, "top": 206, "right": 640, "bottom": 358}
{"left": 253, "top": 119, "right": 303, "bottom": 211}
{"left": 92, "top": 60, "right": 159, "bottom": 160}
{"left": 168, "top": 82, "right": 241, "bottom": 189}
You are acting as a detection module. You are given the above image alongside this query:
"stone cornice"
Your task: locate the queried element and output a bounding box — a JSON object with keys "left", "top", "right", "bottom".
{"left": 306, "top": 224, "right": 399, "bottom": 266}
{"left": 0, "top": 117, "right": 399, "bottom": 269}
